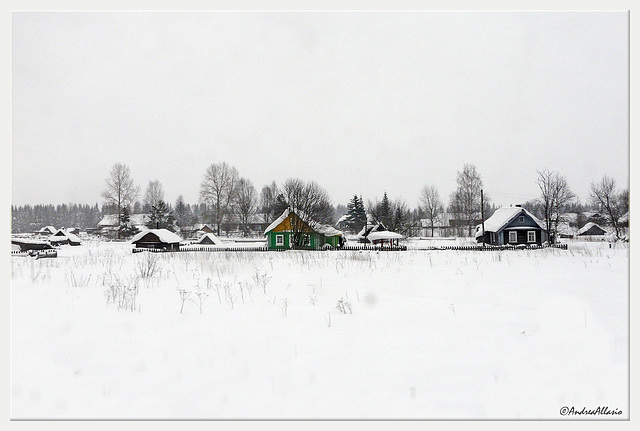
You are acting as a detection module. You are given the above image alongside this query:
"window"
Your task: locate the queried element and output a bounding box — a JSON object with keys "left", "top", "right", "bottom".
{"left": 509, "top": 231, "right": 517, "bottom": 243}
{"left": 519, "top": 216, "right": 524, "bottom": 223}
{"left": 528, "top": 231, "right": 536, "bottom": 243}
{"left": 275, "top": 234, "right": 284, "bottom": 246}
{"left": 302, "top": 234, "right": 311, "bottom": 246}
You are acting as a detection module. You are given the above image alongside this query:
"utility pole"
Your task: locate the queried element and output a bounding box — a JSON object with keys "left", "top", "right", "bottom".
{"left": 481, "top": 189, "right": 485, "bottom": 248}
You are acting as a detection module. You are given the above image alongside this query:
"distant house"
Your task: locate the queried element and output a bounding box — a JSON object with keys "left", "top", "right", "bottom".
{"left": 577, "top": 222, "right": 607, "bottom": 236}
{"left": 11, "top": 238, "right": 55, "bottom": 252}
{"left": 131, "top": 229, "right": 182, "bottom": 251}
{"left": 220, "top": 213, "right": 271, "bottom": 236}
{"left": 475, "top": 206, "right": 547, "bottom": 246}
{"left": 195, "top": 232, "right": 224, "bottom": 246}
{"left": 38, "top": 226, "right": 57, "bottom": 235}
{"left": 191, "top": 223, "right": 215, "bottom": 234}
{"left": 335, "top": 214, "right": 350, "bottom": 230}
{"left": 98, "top": 214, "right": 150, "bottom": 237}
{"left": 619, "top": 212, "right": 629, "bottom": 228}
{"left": 49, "top": 228, "right": 82, "bottom": 246}
{"left": 264, "top": 208, "right": 344, "bottom": 250}
{"left": 584, "top": 211, "right": 608, "bottom": 226}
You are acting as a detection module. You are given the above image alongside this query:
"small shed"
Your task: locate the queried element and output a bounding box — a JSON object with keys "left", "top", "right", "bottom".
{"left": 475, "top": 206, "right": 547, "bottom": 246}
{"left": 577, "top": 222, "right": 607, "bottom": 236}
{"left": 356, "top": 222, "right": 388, "bottom": 243}
{"left": 367, "top": 230, "right": 404, "bottom": 247}
{"left": 196, "top": 232, "right": 224, "bottom": 246}
{"left": 264, "top": 208, "right": 344, "bottom": 250}
{"left": 131, "top": 229, "right": 182, "bottom": 251}
{"left": 357, "top": 222, "right": 403, "bottom": 246}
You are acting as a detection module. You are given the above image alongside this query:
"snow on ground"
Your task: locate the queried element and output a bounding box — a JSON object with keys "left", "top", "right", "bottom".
{"left": 11, "top": 240, "right": 628, "bottom": 419}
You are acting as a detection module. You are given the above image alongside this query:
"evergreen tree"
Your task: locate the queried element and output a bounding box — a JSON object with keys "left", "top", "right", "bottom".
{"left": 379, "top": 192, "right": 391, "bottom": 227}
{"left": 146, "top": 200, "right": 175, "bottom": 230}
{"left": 272, "top": 194, "right": 289, "bottom": 218}
{"left": 345, "top": 194, "right": 367, "bottom": 232}
{"left": 174, "top": 195, "right": 189, "bottom": 235}
{"left": 119, "top": 207, "right": 139, "bottom": 237}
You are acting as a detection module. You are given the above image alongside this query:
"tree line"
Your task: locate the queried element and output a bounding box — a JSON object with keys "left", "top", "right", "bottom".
{"left": 12, "top": 161, "right": 629, "bottom": 241}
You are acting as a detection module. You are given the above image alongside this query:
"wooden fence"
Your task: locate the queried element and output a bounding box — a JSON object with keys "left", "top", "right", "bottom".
{"left": 11, "top": 249, "right": 58, "bottom": 258}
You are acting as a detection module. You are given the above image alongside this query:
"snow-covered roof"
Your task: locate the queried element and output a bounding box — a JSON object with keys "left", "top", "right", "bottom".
{"left": 367, "top": 231, "right": 404, "bottom": 241}
{"left": 11, "top": 237, "right": 50, "bottom": 245}
{"left": 51, "top": 229, "right": 82, "bottom": 243}
{"left": 196, "top": 232, "right": 223, "bottom": 246}
{"left": 264, "top": 208, "right": 343, "bottom": 237}
{"left": 131, "top": 229, "right": 182, "bottom": 244}
{"left": 475, "top": 207, "right": 544, "bottom": 238}
{"left": 577, "top": 222, "right": 607, "bottom": 236}
{"left": 356, "top": 222, "right": 388, "bottom": 239}
{"left": 38, "top": 226, "right": 56, "bottom": 233}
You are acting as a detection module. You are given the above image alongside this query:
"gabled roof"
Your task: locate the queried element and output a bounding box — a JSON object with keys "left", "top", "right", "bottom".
{"left": 475, "top": 207, "right": 544, "bottom": 238}
{"left": 577, "top": 222, "right": 607, "bottom": 236}
{"left": 131, "top": 229, "right": 182, "bottom": 244}
{"left": 264, "top": 208, "right": 343, "bottom": 237}
{"left": 356, "top": 222, "right": 388, "bottom": 239}
{"left": 39, "top": 226, "right": 56, "bottom": 234}
{"left": 50, "top": 228, "right": 81, "bottom": 243}
{"left": 196, "top": 232, "right": 224, "bottom": 245}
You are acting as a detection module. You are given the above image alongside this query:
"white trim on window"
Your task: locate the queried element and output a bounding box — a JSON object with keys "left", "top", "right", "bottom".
{"left": 519, "top": 216, "right": 524, "bottom": 223}
{"left": 508, "top": 231, "right": 517, "bottom": 243}
{"left": 528, "top": 231, "right": 536, "bottom": 243}
{"left": 275, "top": 234, "right": 284, "bottom": 246}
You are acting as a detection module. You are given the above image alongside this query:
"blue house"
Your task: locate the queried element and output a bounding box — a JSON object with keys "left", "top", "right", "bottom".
{"left": 475, "top": 206, "right": 547, "bottom": 246}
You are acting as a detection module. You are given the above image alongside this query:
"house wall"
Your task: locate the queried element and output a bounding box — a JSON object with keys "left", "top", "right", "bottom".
{"left": 502, "top": 229, "right": 543, "bottom": 246}
{"left": 266, "top": 231, "right": 341, "bottom": 249}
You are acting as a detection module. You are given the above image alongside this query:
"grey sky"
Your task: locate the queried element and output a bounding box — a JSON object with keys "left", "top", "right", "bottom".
{"left": 11, "top": 11, "right": 628, "bottom": 209}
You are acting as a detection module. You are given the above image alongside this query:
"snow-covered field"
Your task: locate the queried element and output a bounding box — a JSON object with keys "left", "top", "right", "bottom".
{"left": 10, "top": 240, "right": 628, "bottom": 419}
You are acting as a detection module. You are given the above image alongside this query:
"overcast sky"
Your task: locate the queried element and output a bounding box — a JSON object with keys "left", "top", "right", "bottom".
{"left": 11, "top": 11, "right": 628, "bottom": 209}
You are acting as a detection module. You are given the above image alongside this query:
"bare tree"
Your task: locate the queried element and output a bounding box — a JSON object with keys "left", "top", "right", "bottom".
{"left": 174, "top": 195, "right": 191, "bottom": 236}
{"left": 419, "top": 184, "right": 444, "bottom": 237}
{"left": 235, "top": 178, "right": 257, "bottom": 236}
{"left": 451, "top": 164, "right": 483, "bottom": 236}
{"left": 101, "top": 163, "right": 140, "bottom": 238}
{"left": 281, "top": 178, "right": 334, "bottom": 248}
{"left": 143, "top": 180, "right": 164, "bottom": 212}
{"left": 199, "top": 162, "right": 240, "bottom": 235}
{"left": 259, "top": 181, "right": 280, "bottom": 223}
{"left": 589, "top": 175, "right": 626, "bottom": 240}
{"left": 536, "top": 169, "right": 575, "bottom": 243}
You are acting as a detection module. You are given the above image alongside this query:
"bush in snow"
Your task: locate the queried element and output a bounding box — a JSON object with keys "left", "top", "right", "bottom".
{"left": 336, "top": 298, "right": 352, "bottom": 314}
{"left": 135, "top": 252, "right": 162, "bottom": 279}
{"left": 252, "top": 270, "right": 272, "bottom": 294}
{"left": 105, "top": 276, "right": 139, "bottom": 312}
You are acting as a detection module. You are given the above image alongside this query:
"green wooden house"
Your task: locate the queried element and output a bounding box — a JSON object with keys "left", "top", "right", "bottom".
{"left": 264, "top": 208, "right": 344, "bottom": 250}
